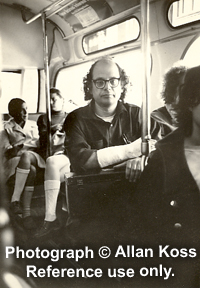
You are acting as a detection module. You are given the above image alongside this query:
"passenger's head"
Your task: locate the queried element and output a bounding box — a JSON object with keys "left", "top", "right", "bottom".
{"left": 8, "top": 98, "right": 28, "bottom": 125}
{"left": 83, "top": 57, "right": 129, "bottom": 106}
{"left": 50, "top": 88, "right": 64, "bottom": 113}
{"left": 161, "top": 64, "right": 187, "bottom": 122}
{"left": 177, "top": 65, "right": 200, "bottom": 136}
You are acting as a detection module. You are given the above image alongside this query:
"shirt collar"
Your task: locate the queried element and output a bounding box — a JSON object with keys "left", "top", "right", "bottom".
{"left": 83, "top": 100, "right": 128, "bottom": 120}
{"left": 4, "top": 118, "right": 26, "bottom": 134}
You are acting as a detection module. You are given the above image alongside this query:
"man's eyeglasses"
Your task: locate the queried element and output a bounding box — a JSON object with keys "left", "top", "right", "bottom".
{"left": 92, "top": 78, "right": 120, "bottom": 89}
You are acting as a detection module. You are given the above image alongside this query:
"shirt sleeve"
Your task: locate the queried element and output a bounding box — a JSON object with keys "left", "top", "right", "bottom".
{"left": 63, "top": 112, "right": 100, "bottom": 174}
{"left": 0, "top": 129, "right": 12, "bottom": 152}
{"left": 150, "top": 116, "right": 163, "bottom": 140}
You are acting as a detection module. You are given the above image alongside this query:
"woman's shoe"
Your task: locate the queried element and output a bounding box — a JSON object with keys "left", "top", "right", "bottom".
{"left": 10, "top": 201, "right": 22, "bottom": 214}
{"left": 34, "top": 219, "right": 60, "bottom": 238}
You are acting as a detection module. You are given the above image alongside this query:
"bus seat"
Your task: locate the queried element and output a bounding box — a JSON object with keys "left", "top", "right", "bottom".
{"left": 63, "top": 169, "right": 136, "bottom": 246}
{"left": 64, "top": 169, "right": 134, "bottom": 219}
{"left": 2, "top": 113, "right": 44, "bottom": 122}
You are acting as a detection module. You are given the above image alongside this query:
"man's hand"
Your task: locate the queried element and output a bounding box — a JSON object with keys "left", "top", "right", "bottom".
{"left": 149, "top": 139, "right": 157, "bottom": 152}
{"left": 113, "top": 157, "right": 142, "bottom": 182}
{"left": 125, "top": 157, "right": 142, "bottom": 182}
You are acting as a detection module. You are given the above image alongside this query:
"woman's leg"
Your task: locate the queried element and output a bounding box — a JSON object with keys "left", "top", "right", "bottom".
{"left": 11, "top": 151, "right": 37, "bottom": 215}
{"left": 34, "top": 154, "right": 70, "bottom": 238}
{"left": 22, "top": 165, "right": 36, "bottom": 218}
{"left": 44, "top": 154, "right": 70, "bottom": 222}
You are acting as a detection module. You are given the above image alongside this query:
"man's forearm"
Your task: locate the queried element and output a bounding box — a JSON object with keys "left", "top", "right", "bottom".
{"left": 97, "top": 138, "right": 141, "bottom": 168}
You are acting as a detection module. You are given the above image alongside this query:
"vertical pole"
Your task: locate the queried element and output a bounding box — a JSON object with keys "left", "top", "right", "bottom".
{"left": 0, "top": 37, "right": 15, "bottom": 272}
{"left": 42, "top": 12, "right": 52, "bottom": 157}
{"left": 140, "top": 0, "right": 151, "bottom": 161}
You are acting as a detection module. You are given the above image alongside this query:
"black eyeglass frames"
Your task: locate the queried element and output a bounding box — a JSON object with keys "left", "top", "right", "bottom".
{"left": 92, "top": 78, "right": 120, "bottom": 89}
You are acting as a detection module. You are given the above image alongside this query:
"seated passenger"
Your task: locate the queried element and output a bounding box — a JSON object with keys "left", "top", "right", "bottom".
{"left": 34, "top": 56, "right": 144, "bottom": 239}
{"left": 64, "top": 56, "right": 144, "bottom": 180}
{"left": 2, "top": 98, "right": 45, "bottom": 227}
{"left": 34, "top": 57, "right": 161, "bottom": 239}
{"left": 128, "top": 65, "right": 200, "bottom": 286}
{"left": 7, "top": 89, "right": 69, "bottom": 229}
{"left": 151, "top": 63, "right": 187, "bottom": 139}
{"left": 34, "top": 88, "right": 70, "bottom": 236}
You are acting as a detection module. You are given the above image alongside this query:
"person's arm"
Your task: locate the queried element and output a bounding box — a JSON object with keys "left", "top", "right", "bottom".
{"left": 0, "top": 129, "right": 23, "bottom": 159}
{"left": 96, "top": 138, "right": 141, "bottom": 168}
{"left": 150, "top": 115, "right": 163, "bottom": 140}
{"left": 64, "top": 112, "right": 100, "bottom": 173}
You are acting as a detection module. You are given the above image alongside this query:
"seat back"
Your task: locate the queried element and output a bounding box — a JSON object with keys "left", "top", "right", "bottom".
{"left": 64, "top": 169, "right": 133, "bottom": 219}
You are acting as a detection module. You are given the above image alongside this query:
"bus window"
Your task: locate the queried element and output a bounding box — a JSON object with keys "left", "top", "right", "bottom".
{"left": 56, "top": 62, "right": 93, "bottom": 113}
{"left": 1, "top": 71, "right": 21, "bottom": 113}
{"left": 168, "top": 0, "right": 200, "bottom": 27}
{"left": 83, "top": 18, "right": 140, "bottom": 54}
{"left": 1, "top": 69, "right": 38, "bottom": 114}
{"left": 114, "top": 49, "right": 151, "bottom": 108}
{"left": 182, "top": 36, "right": 200, "bottom": 67}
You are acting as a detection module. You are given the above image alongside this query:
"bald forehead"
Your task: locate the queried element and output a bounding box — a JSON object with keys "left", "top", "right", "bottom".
{"left": 92, "top": 59, "right": 120, "bottom": 79}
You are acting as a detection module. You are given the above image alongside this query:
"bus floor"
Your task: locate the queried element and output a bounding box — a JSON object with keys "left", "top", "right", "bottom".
{"left": 7, "top": 195, "right": 189, "bottom": 288}
{"left": 7, "top": 193, "right": 146, "bottom": 288}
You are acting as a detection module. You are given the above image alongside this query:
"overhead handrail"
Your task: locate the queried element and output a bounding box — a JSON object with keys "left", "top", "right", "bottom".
{"left": 46, "top": 0, "right": 78, "bottom": 19}
{"left": 25, "top": 0, "right": 67, "bottom": 24}
{"left": 140, "top": 0, "right": 151, "bottom": 170}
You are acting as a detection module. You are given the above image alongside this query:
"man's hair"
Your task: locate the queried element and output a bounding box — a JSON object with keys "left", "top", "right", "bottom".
{"left": 50, "top": 87, "right": 63, "bottom": 98}
{"left": 8, "top": 98, "right": 25, "bottom": 118}
{"left": 83, "top": 56, "right": 129, "bottom": 101}
{"left": 161, "top": 64, "right": 187, "bottom": 104}
{"left": 176, "top": 65, "right": 200, "bottom": 136}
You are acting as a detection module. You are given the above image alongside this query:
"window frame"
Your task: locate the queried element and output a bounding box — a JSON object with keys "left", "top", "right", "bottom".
{"left": 167, "top": 0, "right": 200, "bottom": 29}
{"left": 82, "top": 16, "right": 140, "bottom": 55}
{"left": 1, "top": 69, "right": 39, "bottom": 114}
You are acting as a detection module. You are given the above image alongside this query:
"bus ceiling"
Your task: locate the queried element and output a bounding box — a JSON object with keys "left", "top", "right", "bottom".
{"left": 0, "top": 0, "right": 143, "bottom": 38}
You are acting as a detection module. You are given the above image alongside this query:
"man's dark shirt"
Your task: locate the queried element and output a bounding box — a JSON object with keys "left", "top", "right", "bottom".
{"left": 63, "top": 100, "right": 141, "bottom": 173}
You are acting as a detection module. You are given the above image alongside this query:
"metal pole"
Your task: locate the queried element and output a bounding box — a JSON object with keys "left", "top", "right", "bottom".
{"left": 42, "top": 12, "right": 52, "bottom": 157}
{"left": 140, "top": 0, "right": 151, "bottom": 161}
{"left": 0, "top": 37, "right": 15, "bottom": 271}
